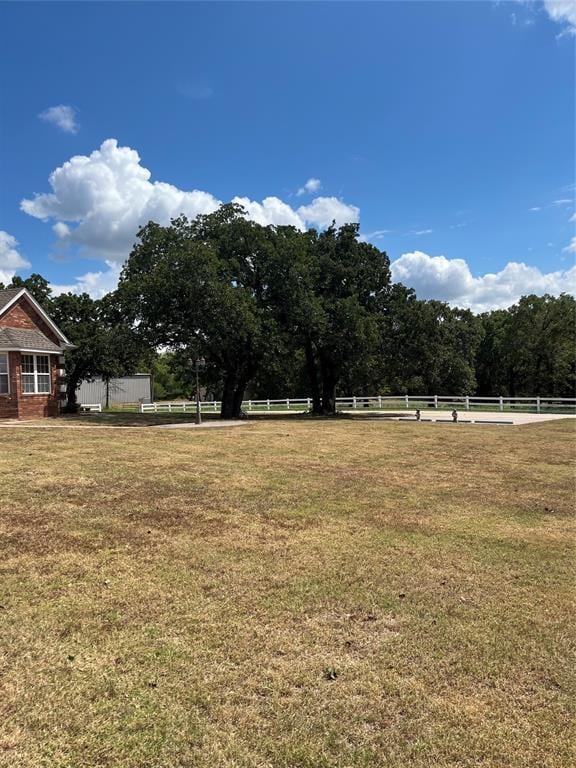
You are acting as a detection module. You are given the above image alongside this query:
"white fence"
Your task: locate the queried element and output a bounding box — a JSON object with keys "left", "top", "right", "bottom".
{"left": 140, "top": 395, "right": 576, "bottom": 415}
{"left": 79, "top": 403, "right": 102, "bottom": 412}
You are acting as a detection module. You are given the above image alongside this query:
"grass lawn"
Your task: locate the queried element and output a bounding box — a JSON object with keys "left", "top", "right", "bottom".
{"left": 0, "top": 419, "right": 574, "bottom": 767}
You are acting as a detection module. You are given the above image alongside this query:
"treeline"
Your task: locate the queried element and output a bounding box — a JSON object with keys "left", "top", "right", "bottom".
{"left": 2, "top": 204, "right": 574, "bottom": 416}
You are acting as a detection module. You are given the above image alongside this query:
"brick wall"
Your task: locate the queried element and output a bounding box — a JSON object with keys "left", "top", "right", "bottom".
{"left": 0, "top": 351, "right": 19, "bottom": 419}
{"left": 0, "top": 296, "right": 63, "bottom": 419}
{"left": 0, "top": 298, "right": 60, "bottom": 344}
{"left": 0, "top": 351, "right": 61, "bottom": 420}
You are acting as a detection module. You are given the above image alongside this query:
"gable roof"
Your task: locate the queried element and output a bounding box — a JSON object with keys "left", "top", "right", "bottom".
{"left": 0, "top": 288, "right": 24, "bottom": 314}
{"left": 0, "top": 288, "right": 74, "bottom": 348}
{"left": 0, "top": 327, "right": 63, "bottom": 354}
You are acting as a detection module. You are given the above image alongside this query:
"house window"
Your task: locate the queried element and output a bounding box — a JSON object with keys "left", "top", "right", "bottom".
{"left": 0, "top": 354, "right": 8, "bottom": 394}
{"left": 21, "top": 354, "right": 51, "bottom": 394}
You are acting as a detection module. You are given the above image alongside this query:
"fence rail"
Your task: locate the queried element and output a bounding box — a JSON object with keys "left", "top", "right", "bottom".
{"left": 140, "top": 395, "right": 576, "bottom": 415}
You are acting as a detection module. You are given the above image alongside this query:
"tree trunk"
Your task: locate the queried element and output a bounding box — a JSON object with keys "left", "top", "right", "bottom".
{"left": 320, "top": 355, "right": 337, "bottom": 415}
{"left": 321, "top": 377, "right": 336, "bottom": 414}
{"left": 304, "top": 338, "right": 322, "bottom": 414}
{"left": 64, "top": 372, "right": 81, "bottom": 413}
{"left": 220, "top": 375, "right": 237, "bottom": 419}
{"left": 220, "top": 374, "right": 249, "bottom": 419}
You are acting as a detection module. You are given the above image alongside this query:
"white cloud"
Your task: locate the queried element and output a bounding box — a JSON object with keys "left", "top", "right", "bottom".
{"left": 563, "top": 236, "right": 576, "bottom": 254}
{"left": 391, "top": 250, "right": 576, "bottom": 313}
{"left": 543, "top": 0, "right": 576, "bottom": 33}
{"left": 21, "top": 139, "right": 360, "bottom": 263}
{"left": 296, "top": 196, "right": 360, "bottom": 229}
{"left": 529, "top": 206, "right": 542, "bottom": 211}
{"left": 231, "top": 196, "right": 304, "bottom": 228}
{"left": 296, "top": 178, "right": 322, "bottom": 196}
{"left": 50, "top": 261, "right": 122, "bottom": 299}
{"left": 514, "top": 1, "right": 576, "bottom": 34}
{"left": 39, "top": 105, "right": 79, "bottom": 134}
{"left": 0, "top": 230, "right": 31, "bottom": 284}
{"left": 359, "top": 229, "right": 390, "bottom": 243}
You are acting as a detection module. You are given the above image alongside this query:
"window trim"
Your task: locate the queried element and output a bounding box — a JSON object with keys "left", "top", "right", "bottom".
{"left": 21, "top": 353, "right": 51, "bottom": 396}
{"left": 0, "top": 352, "right": 9, "bottom": 396}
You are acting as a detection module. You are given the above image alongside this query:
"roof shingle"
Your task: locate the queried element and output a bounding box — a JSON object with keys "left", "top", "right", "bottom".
{"left": 0, "top": 288, "right": 24, "bottom": 314}
{"left": 0, "top": 327, "right": 62, "bottom": 353}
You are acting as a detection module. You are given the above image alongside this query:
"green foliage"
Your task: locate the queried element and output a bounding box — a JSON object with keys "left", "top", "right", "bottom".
{"left": 476, "top": 293, "right": 576, "bottom": 397}
{"left": 379, "top": 284, "right": 483, "bottom": 395}
{"left": 0, "top": 273, "right": 53, "bottom": 305}
{"left": 4, "top": 211, "right": 574, "bottom": 410}
{"left": 50, "top": 291, "right": 144, "bottom": 410}
{"left": 265, "top": 222, "right": 391, "bottom": 413}
{"left": 119, "top": 205, "right": 288, "bottom": 417}
{"left": 151, "top": 352, "right": 195, "bottom": 400}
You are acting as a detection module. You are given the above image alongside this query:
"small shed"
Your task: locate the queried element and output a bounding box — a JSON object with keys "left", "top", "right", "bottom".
{"left": 77, "top": 374, "right": 152, "bottom": 408}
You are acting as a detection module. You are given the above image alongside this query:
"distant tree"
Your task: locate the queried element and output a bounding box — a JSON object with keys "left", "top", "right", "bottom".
{"left": 150, "top": 352, "right": 186, "bottom": 400}
{"left": 477, "top": 294, "right": 576, "bottom": 397}
{"left": 380, "top": 285, "right": 483, "bottom": 394}
{"left": 475, "top": 309, "right": 509, "bottom": 396}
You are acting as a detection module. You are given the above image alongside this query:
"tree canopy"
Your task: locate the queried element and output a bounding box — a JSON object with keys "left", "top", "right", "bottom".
{"left": 4, "top": 208, "right": 575, "bottom": 415}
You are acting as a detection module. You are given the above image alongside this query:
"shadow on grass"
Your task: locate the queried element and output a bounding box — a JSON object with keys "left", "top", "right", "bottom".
{"left": 60, "top": 410, "right": 368, "bottom": 427}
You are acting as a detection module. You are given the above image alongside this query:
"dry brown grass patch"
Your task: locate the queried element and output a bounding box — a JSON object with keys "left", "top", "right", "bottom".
{"left": 0, "top": 418, "right": 574, "bottom": 767}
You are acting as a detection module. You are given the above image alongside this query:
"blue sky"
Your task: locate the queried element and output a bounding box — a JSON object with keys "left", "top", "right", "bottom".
{"left": 0, "top": 0, "right": 574, "bottom": 311}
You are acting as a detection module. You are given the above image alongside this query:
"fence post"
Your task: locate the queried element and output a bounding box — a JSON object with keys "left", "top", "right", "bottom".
{"left": 536, "top": 396, "right": 541, "bottom": 414}
{"left": 434, "top": 395, "right": 438, "bottom": 409}
{"left": 465, "top": 396, "right": 470, "bottom": 410}
{"left": 248, "top": 399, "right": 252, "bottom": 412}
{"left": 353, "top": 396, "right": 357, "bottom": 409}
{"left": 183, "top": 402, "right": 186, "bottom": 413}
{"left": 378, "top": 395, "right": 382, "bottom": 409}
{"left": 405, "top": 395, "right": 409, "bottom": 409}
{"left": 214, "top": 401, "right": 218, "bottom": 412}
{"left": 267, "top": 399, "right": 271, "bottom": 411}
{"left": 168, "top": 403, "right": 172, "bottom": 413}
{"left": 499, "top": 396, "right": 504, "bottom": 412}
{"left": 307, "top": 397, "right": 311, "bottom": 409}
{"left": 287, "top": 398, "right": 290, "bottom": 409}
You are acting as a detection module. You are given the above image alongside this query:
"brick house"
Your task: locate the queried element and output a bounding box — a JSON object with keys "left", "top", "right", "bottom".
{"left": 0, "top": 288, "right": 74, "bottom": 419}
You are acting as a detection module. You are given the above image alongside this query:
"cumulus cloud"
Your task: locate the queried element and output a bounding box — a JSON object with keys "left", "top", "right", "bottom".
{"left": 563, "top": 236, "right": 576, "bottom": 254}
{"left": 50, "top": 261, "right": 122, "bottom": 299}
{"left": 231, "top": 196, "right": 304, "bottom": 228}
{"left": 297, "top": 178, "right": 322, "bottom": 196}
{"left": 39, "top": 105, "right": 79, "bottom": 134}
{"left": 0, "top": 230, "right": 31, "bottom": 284}
{"left": 21, "top": 139, "right": 359, "bottom": 263}
{"left": 391, "top": 250, "right": 576, "bottom": 313}
{"left": 296, "top": 196, "right": 359, "bottom": 229}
